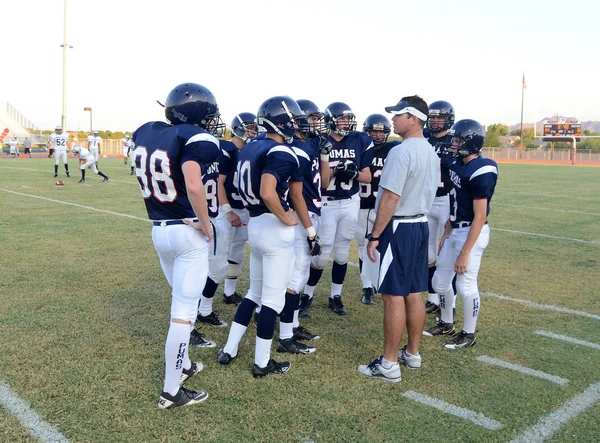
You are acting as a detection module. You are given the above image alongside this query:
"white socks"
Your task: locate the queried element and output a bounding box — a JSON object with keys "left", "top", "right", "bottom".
{"left": 163, "top": 322, "right": 192, "bottom": 396}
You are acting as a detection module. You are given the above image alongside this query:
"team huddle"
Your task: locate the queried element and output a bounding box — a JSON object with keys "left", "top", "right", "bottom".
{"left": 131, "top": 83, "right": 498, "bottom": 408}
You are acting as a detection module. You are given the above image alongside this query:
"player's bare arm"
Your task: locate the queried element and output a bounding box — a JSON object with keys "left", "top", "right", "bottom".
{"left": 454, "top": 198, "right": 487, "bottom": 275}
{"left": 367, "top": 188, "right": 400, "bottom": 262}
{"left": 218, "top": 173, "right": 241, "bottom": 227}
{"left": 289, "top": 181, "right": 312, "bottom": 230}
{"left": 181, "top": 161, "right": 213, "bottom": 242}
{"left": 356, "top": 166, "right": 372, "bottom": 183}
{"left": 260, "top": 173, "right": 297, "bottom": 226}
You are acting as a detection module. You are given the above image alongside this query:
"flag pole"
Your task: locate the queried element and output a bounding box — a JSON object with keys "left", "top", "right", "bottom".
{"left": 520, "top": 72, "right": 525, "bottom": 149}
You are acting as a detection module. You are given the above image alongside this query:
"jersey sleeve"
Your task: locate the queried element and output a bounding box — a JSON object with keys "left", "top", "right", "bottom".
{"left": 468, "top": 163, "right": 498, "bottom": 199}
{"left": 290, "top": 146, "right": 311, "bottom": 182}
{"left": 359, "top": 133, "right": 375, "bottom": 170}
{"left": 264, "top": 145, "right": 299, "bottom": 183}
{"left": 378, "top": 145, "right": 410, "bottom": 197}
{"left": 181, "top": 130, "right": 221, "bottom": 174}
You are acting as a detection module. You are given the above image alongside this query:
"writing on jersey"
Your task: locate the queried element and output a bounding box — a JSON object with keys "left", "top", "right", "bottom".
{"left": 49, "top": 133, "right": 69, "bottom": 150}
{"left": 289, "top": 137, "right": 322, "bottom": 216}
{"left": 87, "top": 135, "right": 102, "bottom": 149}
{"left": 203, "top": 152, "right": 220, "bottom": 219}
{"left": 323, "top": 131, "right": 374, "bottom": 199}
{"left": 427, "top": 132, "right": 453, "bottom": 197}
{"left": 443, "top": 155, "right": 498, "bottom": 227}
{"left": 132, "top": 121, "right": 221, "bottom": 220}
{"left": 218, "top": 139, "right": 245, "bottom": 210}
{"left": 235, "top": 138, "right": 299, "bottom": 217}
{"left": 359, "top": 140, "right": 400, "bottom": 209}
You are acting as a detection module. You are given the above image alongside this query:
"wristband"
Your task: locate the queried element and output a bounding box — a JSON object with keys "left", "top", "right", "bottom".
{"left": 320, "top": 153, "right": 329, "bottom": 162}
{"left": 222, "top": 203, "right": 233, "bottom": 213}
{"left": 368, "top": 234, "right": 380, "bottom": 242}
{"left": 306, "top": 226, "right": 316, "bottom": 239}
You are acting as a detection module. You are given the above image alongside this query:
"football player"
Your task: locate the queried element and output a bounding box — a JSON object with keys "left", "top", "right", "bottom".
{"left": 301, "top": 102, "right": 373, "bottom": 316}
{"left": 132, "top": 83, "right": 223, "bottom": 409}
{"left": 122, "top": 134, "right": 131, "bottom": 164}
{"left": 424, "top": 101, "right": 455, "bottom": 315}
{"left": 356, "top": 114, "right": 400, "bottom": 304}
{"left": 216, "top": 113, "right": 257, "bottom": 305}
{"left": 217, "top": 96, "right": 302, "bottom": 377}
{"left": 9, "top": 137, "right": 18, "bottom": 158}
{"left": 48, "top": 126, "right": 70, "bottom": 178}
{"left": 87, "top": 130, "right": 102, "bottom": 167}
{"left": 424, "top": 119, "right": 498, "bottom": 349}
{"left": 127, "top": 137, "right": 136, "bottom": 174}
{"left": 71, "top": 145, "right": 110, "bottom": 183}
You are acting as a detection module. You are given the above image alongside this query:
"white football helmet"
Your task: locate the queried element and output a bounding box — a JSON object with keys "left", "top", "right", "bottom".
{"left": 72, "top": 145, "right": 81, "bottom": 155}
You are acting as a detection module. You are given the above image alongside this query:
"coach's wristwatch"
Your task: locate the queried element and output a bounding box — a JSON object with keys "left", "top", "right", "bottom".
{"left": 368, "top": 234, "right": 380, "bottom": 242}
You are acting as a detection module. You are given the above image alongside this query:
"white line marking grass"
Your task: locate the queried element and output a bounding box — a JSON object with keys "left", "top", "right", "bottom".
{"left": 476, "top": 355, "right": 569, "bottom": 385}
{"left": 491, "top": 228, "right": 600, "bottom": 245}
{"left": 535, "top": 331, "right": 600, "bottom": 351}
{"left": 509, "top": 381, "right": 600, "bottom": 443}
{"left": 495, "top": 202, "right": 600, "bottom": 217}
{"left": 500, "top": 190, "right": 600, "bottom": 202}
{"left": 483, "top": 293, "right": 600, "bottom": 321}
{"left": 402, "top": 391, "right": 502, "bottom": 431}
{"left": 0, "top": 381, "right": 70, "bottom": 443}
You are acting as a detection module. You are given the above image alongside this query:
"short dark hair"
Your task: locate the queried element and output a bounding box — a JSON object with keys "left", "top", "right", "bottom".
{"left": 400, "top": 95, "right": 428, "bottom": 127}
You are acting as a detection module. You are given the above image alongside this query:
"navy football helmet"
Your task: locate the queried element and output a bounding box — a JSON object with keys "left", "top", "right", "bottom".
{"left": 297, "top": 99, "right": 324, "bottom": 138}
{"left": 449, "top": 119, "right": 485, "bottom": 159}
{"left": 164, "top": 83, "right": 225, "bottom": 135}
{"left": 231, "top": 112, "right": 258, "bottom": 142}
{"left": 363, "top": 114, "right": 391, "bottom": 146}
{"left": 427, "top": 100, "right": 455, "bottom": 134}
{"left": 257, "top": 96, "right": 304, "bottom": 143}
{"left": 324, "top": 102, "right": 357, "bottom": 136}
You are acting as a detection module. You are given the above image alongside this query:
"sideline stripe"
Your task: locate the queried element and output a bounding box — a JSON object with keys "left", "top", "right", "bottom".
{"left": 535, "top": 331, "right": 600, "bottom": 351}
{"left": 500, "top": 190, "right": 600, "bottom": 202}
{"left": 0, "top": 188, "right": 149, "bottom": 223}
{"left": 509, "top": 381, "right": 600, "bottom": 443}
{"left": 495, "top": 202, "right": 600, "bottom": 217}
{"left": 0, "top": 381, "right": 70, "bottom": 443}
{"left": 491, "top": 228, "right": 599, "bottom": 245}
{"left": 402, "top": 391, "right": 502, "bottom": 431}
{"left": 483, "top": 292, "right": 600, "bottom": 321}
{"left": 476, "top": 355, "right": 569, "bottom": 385}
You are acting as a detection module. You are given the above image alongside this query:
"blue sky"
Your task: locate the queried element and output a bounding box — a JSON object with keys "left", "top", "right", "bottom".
{"left": 2, "top": 0, "right": 599, "bottom": 132}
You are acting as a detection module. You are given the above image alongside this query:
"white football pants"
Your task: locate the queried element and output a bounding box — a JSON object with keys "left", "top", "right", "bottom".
{"left": 427, "top": 195, "right": 450, "bottom": 264}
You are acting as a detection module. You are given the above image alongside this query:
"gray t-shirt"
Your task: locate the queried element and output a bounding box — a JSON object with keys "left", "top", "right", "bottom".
{"left": 376, "top": 137, "right": 440, "bottom": 216}
{"left": 23, "top": 139, "right": 31, "bottom": 148}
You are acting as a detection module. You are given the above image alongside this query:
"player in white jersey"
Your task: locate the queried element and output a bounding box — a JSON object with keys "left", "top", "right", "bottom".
{"left": 127, "top": 137, "right": 136, "bottom": 175}
{"left": 87, "top": 130, "right": 102, "bottom": 167}
{"left": 71, "top": 145, "right": 110, "bottom": 184}
{"left": 122, "top": 134, "right": 131, "bottom": 164}
{"left": 48, "top": 126, "right": 71, "bottom": 178}
{"left": 9, "top": 138, "right": 19, "bottom": 158}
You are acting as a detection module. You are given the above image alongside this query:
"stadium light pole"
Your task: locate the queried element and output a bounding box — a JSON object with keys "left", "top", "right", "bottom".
{"left": 60, "top": 0, "right": 73, "bottom": 131}
{"left": 84, "top": 107, "right": 92, "bottom": 132}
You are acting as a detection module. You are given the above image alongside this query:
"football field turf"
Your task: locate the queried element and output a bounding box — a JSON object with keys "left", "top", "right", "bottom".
{"left": 0, "top": 158, "right": 598, "bottom": 442}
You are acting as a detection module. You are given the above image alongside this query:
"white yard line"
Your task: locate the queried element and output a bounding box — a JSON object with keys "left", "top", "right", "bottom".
{"left": 495, "top": 203, "right": 600, "bottom": 217}
{"left": 402, "top": 391, "right": 502, "bottom": 431}
{"left": 491, "top": 228, "right": 599, "bottom": 245}
{"left": 476, "top": 356, "right": 569, "bottom": 385}
{"left": 509, "top": 381, "right": 600, "bottom": 443}
{"left": 0, "top": 381, "right": 70, "bottom": 443}
{"left": 500, "top": 190, "right": 600, "bottom": 202}
{"left": 482, "top": 293, "right": 600, "bottom": 321}
{"left": 534, "top": 331, "right": 600, "bottom": 351}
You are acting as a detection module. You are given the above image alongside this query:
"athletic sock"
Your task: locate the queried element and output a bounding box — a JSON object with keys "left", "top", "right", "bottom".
{"left": 163, "top": 321, "right": 191, "bottom": 396}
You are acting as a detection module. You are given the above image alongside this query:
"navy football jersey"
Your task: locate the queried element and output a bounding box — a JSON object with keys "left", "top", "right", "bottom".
{"left": 203, "top": 151, "right": 220, "bottom": 218}
{"left": 323, "top": 131, "right": 374, "bottom": 199}
{"left": 443, "top": 155, "right": 498, "bottom": 227}
{"left": 427, "top": 132, "right": 453, "bottom": 197}
{"left": 289, "top": 137, "right": 322, "bottom": 216}
{"left": 132, "top": 121, "right": 221, "bottom": 220}
{"left": 359, "top": 140, "right": 400, "bottom": 209}
{"left": 218, "top": 139, "right": 246, "bottom": 210}
{"left": 236, "top": 138, "right": 300, "bottom": 217}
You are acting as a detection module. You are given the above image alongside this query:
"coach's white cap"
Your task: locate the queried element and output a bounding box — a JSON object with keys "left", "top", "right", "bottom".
{"left": 385, "top": 100, "right": 428, "bottom": 122}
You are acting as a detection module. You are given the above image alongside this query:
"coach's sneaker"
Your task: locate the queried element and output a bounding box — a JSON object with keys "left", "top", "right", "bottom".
{"left": 78, "top": 179, "right": 86, "bottom": 184}
{"left": 361, "top": 287, "right": 374, "bottom": 305}
{"left": 444, "top": 330, "right": 477, "bottom": 349}
{"left": 398, "top": 346, "right": 422, "bottom": 370}
{"left": 189, "top": 329, "right": 216, "bottom": 348}
{"left": 276, "top": 338, "right": 316, "bottom": 355}
{"left": 357, "top": 356, "right": 401, "bottom": 383}
{"left": 223, "top": 292, "right": 243, "bottom": 305}
{"left": 180, "top": 361, "right": 204, "bottom": 384}
{"left": 196, "top": 312, "right": 228, "bottom": 328}
{"left": 423, "top": 320, "right": 455, "bottom": 337}
{"left": 217, "top": 348, "right": 236, "bottom": 365}
{"left": 425, "top": 301, "right": 440, "bottom": 314}
{"left": 252, "top": 358, "right": 291, "bottom": 377}
{"left": 298, "top": 294, "right": 313, "bottom": 318}
{"left": 293, "top": 326, "right": 320, "bottom": 341}
{"left": 329, "top": 295, "right": 347, "bottom": 315}
{"left": 157, "top": 387, "right": 208, "bottom": 409}
{"left": 103, "top": 177, "right": 110, "bottom": 183}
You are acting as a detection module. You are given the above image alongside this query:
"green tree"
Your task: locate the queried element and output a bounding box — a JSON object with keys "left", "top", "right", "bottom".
{"left": 483, "top": 130, "right": 500, "bottom": 147}
{"left": 487, "top": 123, "right": 509, "bottom": 136}
{"left": 583, "top": 129, "right": 600, "bottom": 136}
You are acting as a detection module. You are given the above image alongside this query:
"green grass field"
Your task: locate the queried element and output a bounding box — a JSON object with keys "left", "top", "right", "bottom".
{"left": 0, "top": 158, "right": 599, "bottom": 443}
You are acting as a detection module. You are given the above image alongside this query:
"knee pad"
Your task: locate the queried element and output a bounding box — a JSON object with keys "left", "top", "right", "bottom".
{"left": 311, "top": 254, "right": 329, "bottom": 270}
{"left": 261, "top": 293, "right": 285, "bottom": 315}
{"left": 456, "top": 277, "right": 478, "bottom": 300}
{"left": 226, "top": 262, "right": 243, "bottom": 279}
{"left": 333, "top": 248, "right": 349, "bottom": 265}
{"left": 432, "top": 271, "right": 453, "bottom": 296}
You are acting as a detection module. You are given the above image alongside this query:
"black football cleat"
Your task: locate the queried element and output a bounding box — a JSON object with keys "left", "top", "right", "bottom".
{"left": 189, "top": 329, "right": 216, "bottom": 348}
{"left": 329, "top": 295, "right": 347, "bottom": 315}
{"left": 157, "top": 387, "right": 208, "bottom": 409}
{"left": 298, "top": 294, "right": 313, "bottom": 318}
{"left": 251, "top": 359, "right": 291, "bottom": 377}
{"left": 217, "top": 348, "right": 236, "bottom": 365}
{"left": 292, "top": 326, "right": 320, "bottom": 341}
{"left": 180, "top": 362, "right": 203, "bottom": 384}
{"left": 196, "top": 312, "right": 228, "bottom": 327}
{"left": 276, "top": 338, "right": 316, "bottom": 354}
{"left": 223, "top": 292, "right": 243, "bottom": 305}
{"left": 361, "top": 287, "right": 374, "bottom": 305}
